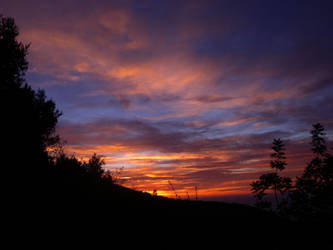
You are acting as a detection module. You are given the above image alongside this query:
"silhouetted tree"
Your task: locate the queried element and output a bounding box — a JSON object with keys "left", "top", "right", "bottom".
{"left": 1, "top": 15, "right": 62, "bottom": 203}
{"left": 0, "top": 15, "right": 122, "bottom": 207}
{"left": 251, "top": 139, "right": 291, "bottom": 210}
{"left": 0, "top": 15, "right": 61, "bottom": 170}
{"left": 310, "top": 123, "right": 328, "bottom": 157}
{"left": 252, "top": 124, "right": 333, "bottom": 221}
{"left": 291, "top": 123, "right": 333, "bottom": 219}
{"left": 0, "top": 15, "right": 29, "bottom": 87}
{"left": 85, "top": 153, "right": 105, "bottom": 180}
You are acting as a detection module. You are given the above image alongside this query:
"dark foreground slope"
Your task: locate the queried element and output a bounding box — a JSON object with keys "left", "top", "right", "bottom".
{"left": 19, "top": 177, "right": 283, "bottom": 223}
{"left": 8, "top": 173, "right": 330, "bottom": 250}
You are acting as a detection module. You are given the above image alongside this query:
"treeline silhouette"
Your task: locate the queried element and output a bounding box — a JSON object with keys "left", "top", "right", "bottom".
{"left": 251, "top": 124, "right": 333, "bottom": 222}
{"left": 0, "top": 15, "right": 120, "bottom": 209}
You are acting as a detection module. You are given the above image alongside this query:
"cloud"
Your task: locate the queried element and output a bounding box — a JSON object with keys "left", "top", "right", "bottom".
{"left": 3, "top": 0, "right": 333, "bottom": 200}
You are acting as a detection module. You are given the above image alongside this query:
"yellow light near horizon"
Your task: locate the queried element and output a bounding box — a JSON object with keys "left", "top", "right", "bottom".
{"left": 145, "top": 174, "right": 156, "bottom": 178}
{"left": 130, "top": 154, "right": 203, "bottom": 160}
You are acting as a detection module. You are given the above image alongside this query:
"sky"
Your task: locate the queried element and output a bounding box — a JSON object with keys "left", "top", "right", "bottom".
{"left": 2, "top": 0, "right": 333, "bottom": 203}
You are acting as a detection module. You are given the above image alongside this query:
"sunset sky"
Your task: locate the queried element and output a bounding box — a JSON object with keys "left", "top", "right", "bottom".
{"left": 3, "top": 0, "right": 333, "bottom": 203}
